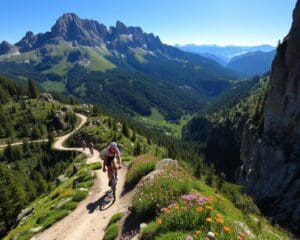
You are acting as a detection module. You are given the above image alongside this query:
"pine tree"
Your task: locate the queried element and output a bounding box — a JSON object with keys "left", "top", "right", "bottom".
{"left": 133, "top": 142, "right": 142, "bottom": 156}
{"left": 217, "top": 172, "right": 226, "bottom": 191}
{"left": 122, "top": 122, "right": 130, "bottom": 138}
{"left": 31, "top": 125, "right": 41, "bottom": 139}
{"left": 131, "top": 130, "right": 136, "bottom": 142}
{"left": 28, "top": 79, "right": 39, "bottom": 99}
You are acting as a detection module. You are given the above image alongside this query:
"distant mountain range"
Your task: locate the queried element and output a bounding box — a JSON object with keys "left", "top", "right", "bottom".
{"left": 227, "top": 50, "right": 276, "bottom": 76}
{"left": 0, "top": 13, "right": 242, "bottom": 121}
{"left": 177, "top": 44, "right": 275, "bottom": 63}
{"left": 177, "top": 44, "right": 276, "bottom": 76}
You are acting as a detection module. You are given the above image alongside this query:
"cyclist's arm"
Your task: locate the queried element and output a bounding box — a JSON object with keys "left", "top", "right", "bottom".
{"left": 103, "top": 153, "right": 108, "bottom": 170}
{"left": 116, "top": 155, "right": 121, "bottom": 165}
{"left": 116, "top": 148, "right": 121, "bottom": 165}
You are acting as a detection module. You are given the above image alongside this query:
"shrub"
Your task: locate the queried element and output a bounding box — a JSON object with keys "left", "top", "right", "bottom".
{"left": 103, "top": 223, "right": 119, "bottom": 240}
{"left": 125, "top": 155, "right": 157, "bottom": 187}
{"left": 221, "top": 182, "right": 260, "bottom": 215}
{"left": 72, "top": 190, "right": 88, "bottom": 202}
{"left": 58, "top": 188, "right": 74, "bottom": 199}
{"left": 122, "top": 156, "right": 133, "bottom": 162}
{"left": 62, "top": 202, "right": 78, "bottom": 210}
{"left": 107, "top": 212, "right": 122, "bottom": 228}
{"left": 89, "top": 162, "right": 102, "bottom": 170}
{"left": 43, "top": 209, "right": 68, "bottom": 229}
{"left": 140, "top": 222, "right": 158, "bottom": 240}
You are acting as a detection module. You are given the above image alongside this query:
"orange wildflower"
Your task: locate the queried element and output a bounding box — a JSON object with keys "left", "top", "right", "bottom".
{"left": 216, "top": 218, "right": 224, "bottom": 225}
{"left": 223, "top": 226, "right": 230, "bottom": 233}
{"left": 197, "top": 207, "right": 203, "bottom": 213}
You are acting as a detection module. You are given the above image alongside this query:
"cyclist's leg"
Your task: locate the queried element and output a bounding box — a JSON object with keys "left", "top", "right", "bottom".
{"left": 107, "top": 166, "right": 113, "bottom": 186}
{"left": 112, "top": 159, "right": 118, "bottom": 179}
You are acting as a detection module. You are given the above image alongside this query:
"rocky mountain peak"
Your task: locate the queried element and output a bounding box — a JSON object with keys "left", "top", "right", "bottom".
{"left": 115, "top": 20, "right": 129, "bottom": 34}
{"left": 0, "top": 41, "right": 18, "bottom": 55}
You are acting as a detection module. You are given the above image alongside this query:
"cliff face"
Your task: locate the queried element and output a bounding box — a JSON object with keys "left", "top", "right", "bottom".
{"left": 239, "top": 1, "right": 300, "bottom": 234}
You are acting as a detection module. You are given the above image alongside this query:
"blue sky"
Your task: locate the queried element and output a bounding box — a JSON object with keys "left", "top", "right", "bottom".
{"left": 1, "top": 0, "right": 297, "bottom": 46}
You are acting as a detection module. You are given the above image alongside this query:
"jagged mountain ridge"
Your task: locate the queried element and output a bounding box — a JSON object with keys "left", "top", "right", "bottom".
{"left": 0, "top": 13, "right": 241, "bottom": 121}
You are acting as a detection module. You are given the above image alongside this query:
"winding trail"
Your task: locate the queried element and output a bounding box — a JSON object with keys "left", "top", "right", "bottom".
{"left": 3, "top": 113, "right": 133, "bottom": 240}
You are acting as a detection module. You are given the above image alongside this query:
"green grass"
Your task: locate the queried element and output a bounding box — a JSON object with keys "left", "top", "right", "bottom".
{"left": 107, "top": 213, "right": 123, "bottom": 228}
{"left": 41, "top": 81, "right": 66, "bottom": 93}
{"left": 125, "top": 155, "right": 157, "bottom": 187}
{"left": 140, "top": 222, "right": 159, "bottom": 240}
{"left": 103, "top": 224, "right": 119, "bottom": 240}
{"left": 72, "top": 190, "right": 88, "bottom": 202}
{"left": 85, "top": 47, "right": 116, "bottom": 72}
{"left": 155, "top": 232, "right": 187, "bottom": 240}
{"left": 135, "top": 108, "right": 193, "bottom": 138}
{"left": 42, "top": 209, "right": 69, "bottom": 229}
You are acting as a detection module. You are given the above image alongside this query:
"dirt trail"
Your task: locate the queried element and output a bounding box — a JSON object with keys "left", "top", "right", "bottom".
{"left": 28, "top": 114, "right": 133, "bottom": 240}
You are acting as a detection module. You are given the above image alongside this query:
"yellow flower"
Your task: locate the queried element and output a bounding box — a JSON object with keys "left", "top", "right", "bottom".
{"left": 223, "top": 226, "right": 230, "bottom": 233}
{"left": 206, "top": 205, "right": 213, "bottom": 211}
{"left": 216, "top": 217, "right": 224, "bottom": 225}
{"left": 195, "top": 230, "right": 201, "bottom": 235}
{"left": 206, "top": 217, "right": 213, "bottom": 223}
{"left": 197, "top": 207, "right": 203, "bottom": 213}
{"left": 216, "top": 213, "right": 223, "bottom": 218}
{"left": 156, "top": 218, "right": 162, "bottom": 225}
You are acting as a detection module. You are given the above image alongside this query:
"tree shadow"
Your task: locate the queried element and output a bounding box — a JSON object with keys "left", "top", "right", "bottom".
{"left": 86, "top": 190, "right": 115, "bottom": 213}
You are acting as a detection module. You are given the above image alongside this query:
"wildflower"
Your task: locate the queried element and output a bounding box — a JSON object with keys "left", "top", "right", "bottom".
{"left": 156, "top": 218, "right": 162, "bottom": 225}
{"left": 206, "top": 217, "right": 213, "bottom": 223}
{"left": 206, "top": 205, "right": 213, "bottom": 211}
{"left": 223, "top": 226, "right": 230, "bottom": 233}
{"left": 186, "top": 235, "right": 193, "bottom": 240}
{"left": 197, "top": 206, "right": 203, "bottom": 213}
{"left": 237, "top": 236, "right": 244, "bottom": 240}
{"left": 216, "top": 217, "right": 224, "bottom": 225}
{"left": 216, "top": 213, "right": 223, "bottom": 218}
{"left": 195, "top": 230, "right": 201, "bottom": 235}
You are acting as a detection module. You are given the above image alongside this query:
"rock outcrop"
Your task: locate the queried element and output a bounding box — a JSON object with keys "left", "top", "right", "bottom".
{"left": 239, "top": 1, "right": 300, "bottom": 234}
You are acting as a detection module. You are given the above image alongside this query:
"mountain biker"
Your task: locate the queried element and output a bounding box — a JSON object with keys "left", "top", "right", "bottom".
{"left": 103, "top": 142, "right": 121, "bottom": 186}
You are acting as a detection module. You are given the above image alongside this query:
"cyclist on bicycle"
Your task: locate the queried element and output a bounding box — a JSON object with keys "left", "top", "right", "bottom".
{"left": 103, "top": 142, "right": 121, "bottom": 186}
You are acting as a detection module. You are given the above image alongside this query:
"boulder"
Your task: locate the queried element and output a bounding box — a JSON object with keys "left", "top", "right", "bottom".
{"left": 38, "top": 92, "right": 54, "bottom": 102}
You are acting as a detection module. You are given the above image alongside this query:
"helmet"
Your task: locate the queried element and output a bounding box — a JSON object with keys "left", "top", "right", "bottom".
{"left": 110, "top": 142, "right": 117, "bottom": 148}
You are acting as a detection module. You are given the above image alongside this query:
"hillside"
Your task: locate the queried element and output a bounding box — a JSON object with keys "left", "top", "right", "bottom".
{"left": 0, "top": 13, "right": 241, "bottom": 121}
{"left": 227, "top": 50, "right": 276, "bottom": 76}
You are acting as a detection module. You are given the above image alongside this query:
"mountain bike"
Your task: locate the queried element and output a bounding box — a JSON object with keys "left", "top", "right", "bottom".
{"left": 109, "top": 169, "right": 117, "bottom": 200}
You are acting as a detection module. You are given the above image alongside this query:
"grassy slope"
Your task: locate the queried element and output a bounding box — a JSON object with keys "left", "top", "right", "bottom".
{"left": 135, "top": 108, "right": 193, "bottom": 138}
{"left": 127, "top": 156, "right": 292, "bottom": 240}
